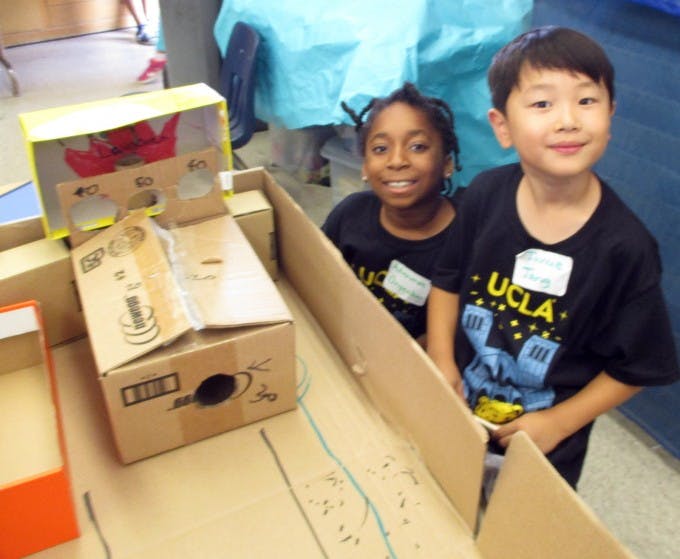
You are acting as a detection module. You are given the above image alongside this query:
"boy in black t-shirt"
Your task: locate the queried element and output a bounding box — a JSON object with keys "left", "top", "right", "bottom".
{"left": 427, "top": 26, "right": 679, "bottom": 487}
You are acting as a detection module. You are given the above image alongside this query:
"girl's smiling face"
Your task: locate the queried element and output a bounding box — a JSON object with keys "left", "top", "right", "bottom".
{"left": 488, "top": 63, "right": 615, "bottom": 183}
{"left": 362, "top": 102, "right": 453, "bottom": 210}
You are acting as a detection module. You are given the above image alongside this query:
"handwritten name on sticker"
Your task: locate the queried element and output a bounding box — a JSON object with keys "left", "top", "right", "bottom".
{"left": 382, "top": 260, "right": 431, "bottom": 306}
{"left": 512, "top": 248, "right": 573, "bottom": 297}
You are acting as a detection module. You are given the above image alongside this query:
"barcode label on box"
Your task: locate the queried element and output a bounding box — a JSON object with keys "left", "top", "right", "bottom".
{"left": 121, "top": 373, "right": 180, "bottom": 406}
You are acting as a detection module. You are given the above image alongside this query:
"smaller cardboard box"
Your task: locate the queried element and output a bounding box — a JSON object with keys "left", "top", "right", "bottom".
{"left": 0, "top": 301, "right": 79, "bottom": 559}
{"left": 0, "top": 214, "right": 43, "bottom": 251}
{"left": 0, "top": 223, "right": 85, "bottom": 346}
{"left": 19, "top": 83, "right": 230, "bottom": 240}
{"left": 225, "top": 188, "right": 278, "bottom": 279}
{"left": 70, "top": 209, "right": 296, "bottom": 463}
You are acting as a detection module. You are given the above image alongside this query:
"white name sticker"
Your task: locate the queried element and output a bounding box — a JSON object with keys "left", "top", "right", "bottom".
{"left": 382, "top": 260, "right": 431, "bottom": 306}
{"left": 512, "top": 248, "right": 573, "bottom": 297}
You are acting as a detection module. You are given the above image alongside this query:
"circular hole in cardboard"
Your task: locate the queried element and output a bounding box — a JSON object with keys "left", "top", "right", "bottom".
{"left": 177, "top": 168, "right": 214, "bottom": 200}
{"left": 69, "top": 195, "right": 118, "bottom": 231}
{"left": 194, "top": 374, "right": 236, "bottom": 406}
{"left": 127, "top": 189, "right": 167, "bottom": 213}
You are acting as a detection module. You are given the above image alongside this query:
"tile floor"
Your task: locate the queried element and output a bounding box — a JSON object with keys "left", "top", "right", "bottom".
{"left": 1, "top": 29, "right": 679, "bottom": 559}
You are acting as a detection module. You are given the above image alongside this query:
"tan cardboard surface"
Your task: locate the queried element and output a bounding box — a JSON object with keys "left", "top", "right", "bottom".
{"left": 101, "top": 320, "right": 296, "bottom": 464}
{"left": 225, "top": 189, "right": 278, "bottom": 279}
{"left": 477, "top": 431, "right": 636, "bottom": 559}
{"left": 169, "top": 214, "right": 289, "bottom": 327}
{"left": 0, "top": 215, "right": 43, "bottom": 251}
{"left": 38, "top": 280, "right": 476, "bottom": 558}
{"left": 0, "top": 362, "right": 62, "bottom": 485}
{"left": 33, "top": 276, "right": 633, "bottom": 558}
{"left": 0, "top": 322, "right": 60, "bottom": 485}
{"left": 71, "top": 211, "right": 193, "bottom": 373}
{"left": 235, "top": 169, "right": 489, "bottom": 530}
{"left": 0, "top": 237, "right": 85, "bottom": 346}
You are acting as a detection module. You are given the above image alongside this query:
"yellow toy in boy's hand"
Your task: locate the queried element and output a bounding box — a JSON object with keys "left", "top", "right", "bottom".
{"left": 474, "top": 395, "right": 523, "bottom": 425}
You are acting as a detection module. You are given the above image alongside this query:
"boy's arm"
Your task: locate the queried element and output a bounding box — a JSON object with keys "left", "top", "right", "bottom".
{"left": 426, "top": 286, "right": 465, "bottom": 398}
{"left": 493, "top": 372, "right": 642, "bottom": 454}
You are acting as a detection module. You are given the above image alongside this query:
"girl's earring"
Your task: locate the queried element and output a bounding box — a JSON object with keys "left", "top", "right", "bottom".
{"left": 361, "top": 176, "right": 368, "bottom": 181}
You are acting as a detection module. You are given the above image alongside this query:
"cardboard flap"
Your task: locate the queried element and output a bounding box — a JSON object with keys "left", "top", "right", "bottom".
{"left": 476, "top": 431, "right": 635, "bottom": 559}
{"left": 224, "top": 189, "right": 272, "bottom": 216}
{"left": 71, "top": 211, "right": 193, "bottom": 373}
{"left": 169, "top": 214, "right": 291, "bottom": 328}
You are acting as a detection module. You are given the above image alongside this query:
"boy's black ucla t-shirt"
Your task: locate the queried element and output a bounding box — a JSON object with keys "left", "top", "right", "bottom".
{"left": 431, "top": 163, "right": 679, "bottom": 485}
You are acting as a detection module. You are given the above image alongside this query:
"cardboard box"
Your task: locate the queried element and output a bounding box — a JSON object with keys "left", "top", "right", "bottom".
{"left": 71, "top": 208, "right": 296, "bottom": 463}
{"left": 28, "top": 168, "right": 633, "bottom": 558}
{"left": 225, "top": 188, "right": 278, "bottom": 279}
{"left": 0, "top": 215, "right": 43, "bottom": 252}
{"left": 18, "top": 83, "right": 230, "bottom": 240}
{"left": 56, "top": 146, "right": 226, "bottom": 248}
{"left": 0, "top": 228, "right": 85, "bottom": 346}
{"left": 0, "top": 301, "right": 79, "bottom": 559}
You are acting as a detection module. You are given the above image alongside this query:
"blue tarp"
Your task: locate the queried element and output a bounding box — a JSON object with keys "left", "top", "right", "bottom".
{"left": 214, "top": 0, "right": 533, "bottom": 186}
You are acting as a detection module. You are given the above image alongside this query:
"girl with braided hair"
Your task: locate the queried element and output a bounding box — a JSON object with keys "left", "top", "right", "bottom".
{"left": 322, "top": 82, "right": 463, "bottom": 347}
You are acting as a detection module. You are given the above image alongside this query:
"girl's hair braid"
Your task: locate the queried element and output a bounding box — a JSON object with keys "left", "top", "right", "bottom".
{"left": 341, "top": 82, "right": 462, "bottom": 172}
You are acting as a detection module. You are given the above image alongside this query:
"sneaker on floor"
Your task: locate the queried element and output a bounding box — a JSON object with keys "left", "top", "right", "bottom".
{"left": 136, "top": 26, "right": 154, "bottom": 45}
{"left": 137, "top": 57, "right": 167, "bottom": 84}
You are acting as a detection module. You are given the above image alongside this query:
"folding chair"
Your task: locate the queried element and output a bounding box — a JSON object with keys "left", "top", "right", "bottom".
{"left": 218, "top": 21, "right": 260, "bottom": 169}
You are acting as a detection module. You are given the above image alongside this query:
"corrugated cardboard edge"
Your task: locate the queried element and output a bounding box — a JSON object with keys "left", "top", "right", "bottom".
{"left": 477, "top": 431, "right": 636, "bottom": 559}
{"left": 0, "top": 215, "right": 44, "bottom": 251}
{"left": 233, "top": 167, "right": 488, "bottom": 532}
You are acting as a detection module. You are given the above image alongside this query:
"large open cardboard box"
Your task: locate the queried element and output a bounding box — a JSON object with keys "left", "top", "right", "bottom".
{"left": 26, "top": 168, "right": 634, "bottom": 558}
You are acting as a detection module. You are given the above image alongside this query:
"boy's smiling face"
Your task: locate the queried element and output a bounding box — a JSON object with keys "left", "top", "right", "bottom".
{"left": 488, "top": 63, "right": 615, "bottom": 182}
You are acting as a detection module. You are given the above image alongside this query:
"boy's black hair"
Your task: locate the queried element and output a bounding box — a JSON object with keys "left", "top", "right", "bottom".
{"left": 341, "top": 82, "right": 462, "bottom": 172}
{"left": 488, "top": 26, "right": 615, "bottom": 114}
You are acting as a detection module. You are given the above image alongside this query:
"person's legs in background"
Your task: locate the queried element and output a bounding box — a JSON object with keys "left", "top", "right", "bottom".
{"left": 137, "top": 21, "right": 167, "bottom": 83}
{"left": 122, "top": 0, "right": 153, "bottom": 44}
